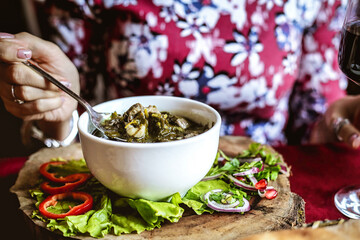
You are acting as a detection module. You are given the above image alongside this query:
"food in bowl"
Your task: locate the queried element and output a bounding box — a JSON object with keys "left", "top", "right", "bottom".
{"left": 94, "top": 103, "right": 212, "bottom": 143}
{"left": 77, "top": 96, "right": 221, "bottom": 201}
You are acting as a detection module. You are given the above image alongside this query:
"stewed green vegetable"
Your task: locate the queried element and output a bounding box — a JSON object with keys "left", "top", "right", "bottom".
{"left": 93, "top": 103, "right": 211, "bottom": 143}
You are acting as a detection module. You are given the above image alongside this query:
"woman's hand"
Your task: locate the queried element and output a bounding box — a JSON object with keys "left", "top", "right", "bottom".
{"left": 0, "top": 32, "right": 80, "bottom": 140}
{"left": 310, "top": 95, "right": 360, "bottom": 149}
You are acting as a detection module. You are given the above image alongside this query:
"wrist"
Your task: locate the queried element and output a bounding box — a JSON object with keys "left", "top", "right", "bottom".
{"left": 22, "top": 111, "right": 79, "bottom": 148}
{"left": 37, "top": 118, "right": 71, "bottom": 141}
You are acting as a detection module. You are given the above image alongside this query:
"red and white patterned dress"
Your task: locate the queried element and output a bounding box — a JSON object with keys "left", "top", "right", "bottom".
{"left": 35, "top": 0, "right": 348, "bottom": 146}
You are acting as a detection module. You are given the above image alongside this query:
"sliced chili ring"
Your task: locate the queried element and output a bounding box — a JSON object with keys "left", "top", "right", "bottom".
{"left": 39, "top": 192, "right": 93, "bottom": 219}
{"left": 39, "top": 161, "right": 69, "bottom": 182}
{"left": 40, "top": 173, "right": 91, "bottom": 195}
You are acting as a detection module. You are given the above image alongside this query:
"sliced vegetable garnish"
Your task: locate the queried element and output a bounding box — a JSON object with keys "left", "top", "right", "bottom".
{"left": 255, "top": 179, "right": 268, "bottom": 190}
{"left": 265, "top": 188, "right": 278, "bottom": 200}
{"left": 202, "top": 189, "right": 250, "bottom": 213}
{"left": 227, "top": 174, "right": 257, "bottom": 191}
{"left": 40, "top": 173, "right": 91, "bottom": 195}
{"left": 39, "top": 161, "right": 71, "bottom": 182}
{"left": 232, "top": 160, "right": 264, "bottom": 176}
{"left": 39, "top": 192, "right": 93, "bottom": 219}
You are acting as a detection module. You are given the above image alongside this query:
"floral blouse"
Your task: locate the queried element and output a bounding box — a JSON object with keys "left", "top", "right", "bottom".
{"left": 35, "top": 0, "right": 348, "bottom": 146}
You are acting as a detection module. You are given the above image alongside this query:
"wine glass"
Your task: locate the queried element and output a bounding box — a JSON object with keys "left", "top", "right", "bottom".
{"left": 335, "top": 0, "right": 360, "bottom": 219}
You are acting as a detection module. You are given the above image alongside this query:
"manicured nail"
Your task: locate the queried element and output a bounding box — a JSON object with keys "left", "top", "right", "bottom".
{"left": 349, "top": 134, "right": 360, "bottom": 148}
{"left": 0, "top": 32, "right": 14, "bottom": 39}
{"left": 60, "top": 81, "right": 71, "bottom": 88}
{"left": 17, "top": 49, "right": 32, "bottom": 59}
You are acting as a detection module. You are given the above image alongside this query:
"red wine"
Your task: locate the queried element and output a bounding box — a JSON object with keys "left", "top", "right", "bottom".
{"left": 338, "top": 21, "right": 360, "bottom": 85}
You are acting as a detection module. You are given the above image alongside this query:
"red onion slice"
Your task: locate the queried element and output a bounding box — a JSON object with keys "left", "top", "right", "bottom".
{"left": 202, "top": 189, "right": 250, "bottom": 213}
{"left": 277, "top": 163, "right": 290, "bottom": 177}
{"left": 227, "top": 175, "right": 257, "bottom": 191}
{"left": 248, "top": 175, "right": 258, "bottom": 185}
{"left": 258, "top": 186, "right": 275, "bottom": 198}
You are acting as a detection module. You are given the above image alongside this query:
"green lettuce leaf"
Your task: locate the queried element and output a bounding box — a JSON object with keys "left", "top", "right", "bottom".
{"left": 182, "top": 179, "right": 230, "bottom": 214}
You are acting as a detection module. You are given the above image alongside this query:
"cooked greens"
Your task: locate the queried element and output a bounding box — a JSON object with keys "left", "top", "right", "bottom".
{"left": 94, "top": 103, "right": 211, "bottom": 142}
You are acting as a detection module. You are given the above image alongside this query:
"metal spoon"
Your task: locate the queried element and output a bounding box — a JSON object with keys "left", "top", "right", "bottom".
{"left": 23, "top": 60, "right": 125, "bottom": 142}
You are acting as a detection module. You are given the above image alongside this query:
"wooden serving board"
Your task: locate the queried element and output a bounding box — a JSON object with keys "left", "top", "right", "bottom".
{"left": 11, "top": 136, "right": 305, "bottom": 240}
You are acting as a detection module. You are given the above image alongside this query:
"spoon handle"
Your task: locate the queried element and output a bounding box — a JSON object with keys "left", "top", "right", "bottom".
{"left": 23, "top": 60, "right": 96, "bottom": 117}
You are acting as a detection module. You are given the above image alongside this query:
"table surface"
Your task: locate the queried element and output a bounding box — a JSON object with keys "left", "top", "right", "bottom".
{"left": 1, "top": 142, "right": 358, "bottom": 238}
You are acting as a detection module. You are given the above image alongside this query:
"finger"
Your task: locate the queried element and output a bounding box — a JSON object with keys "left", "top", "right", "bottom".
{"left": 0, "top": 32, "right": 70, "bottom": 78}
{"left": 2, "top": 96, "right": 64, "bottom": 120}
{"left": 0, "top": 37, "right": 31, "bottom": 63}
{"left": 0, "top": 63, "right": 63, "bottom": 91}
{"left": 336, "top": 121, "right": 360, "bottom": 149}
{"left": 0, "top": 83, "right": 61, "bottom": 102}
{"left": 0, "top": 32, "right": 57, "bottom": 63}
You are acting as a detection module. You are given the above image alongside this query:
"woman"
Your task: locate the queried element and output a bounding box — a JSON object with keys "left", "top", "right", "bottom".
{"left": 1, "top": 0, "right": 359, "bottom": 151}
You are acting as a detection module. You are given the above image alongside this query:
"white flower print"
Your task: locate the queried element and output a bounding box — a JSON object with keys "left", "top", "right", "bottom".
{"left": 176, "top": 15, "right": 210, "bottom": 38}
{"left": 153, "top": 0, "right": 174, "bottom": 6}
{"left": 156, "top": 82, "right": 175, "bottom": 96}
{"left": 303, "top": 34, "right": 318, "bottom": 52}
{"left": 103, "top": 0, "right": 137, "bottom": 8}
{"left": 171, "top": 62, "right": 200, "bottom": 97}
{"left": 249, "top": 52, "right": 264, "bottom": 77}
{"left": 274, "top": 13, "right": 301, "bottom": 52}
{"left": 251, "top": 6, "right": 267, "bottom": 27}
{"left": 243, "top": 95, "right": 288, "bottom": 145}
{"left": 248, "top": 109, "right": 287, "bottom": 144}
{"left": 159, "top": 5, "right": 179, "bottom": 23}
{"left": 171, "top": 62, "right": 200, "bottom": 82}
{"left": 196, "top": 5, "right": 220, "bottom": 29}
{"left": 284, "top": 0, "right": 321, "bottom": 28}
{"left": 258, "top": 0, "right": 284, "bottom": 11}
{"left": 224, "top": 27, "right": 264, "bottom": 76}
{"left": 282, "top": 53, "right": 298, "bottom": 75}
{"left": 50, "top": 17, "right": 85, "bottom": 62}
{"left": 240, "top": 77, "right": 277, "bottom": 110}
{"left": 206, "top": 74, "right": 240, "bottom": 109}
{"left": 300, "top": 50, "right": 339, "bottom": 89}
{"left": 108, "top": 22, "right": 168, "bottom": 80}
{"left": 213, "top": 0, "right": 247, "bottom": 30}
{"left": 329, "top": 4, "right": 346, "bottom": 32}
{"left": 186, "top": 29, "right": 225, "bottom": 66}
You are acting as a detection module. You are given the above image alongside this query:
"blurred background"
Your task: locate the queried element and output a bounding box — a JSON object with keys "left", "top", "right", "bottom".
{"left": 0, "top": 0, "right": 39, "bottom": 158}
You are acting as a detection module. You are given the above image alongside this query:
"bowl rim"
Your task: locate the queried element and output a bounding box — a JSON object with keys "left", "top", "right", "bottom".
{"left": 77, "top": 95, "right": 221, "bottom": 148}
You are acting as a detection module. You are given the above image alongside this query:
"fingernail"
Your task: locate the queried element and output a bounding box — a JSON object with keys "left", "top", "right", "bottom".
{"left": 17, "top": 49, "right": 32, "bottom": 59}
{"left": 60, "top": 81, "right": 71, "bottom": 88}
{"left": 349, "top": 134, "right": 360, "bottom": 148}
{"left": 0, "top": 32, "right": 14, "bottom": 39}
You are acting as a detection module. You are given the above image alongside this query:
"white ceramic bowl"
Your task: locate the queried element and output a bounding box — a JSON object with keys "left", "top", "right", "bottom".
{"left": 78, "top": 96, "right": 221, "bottom": 201}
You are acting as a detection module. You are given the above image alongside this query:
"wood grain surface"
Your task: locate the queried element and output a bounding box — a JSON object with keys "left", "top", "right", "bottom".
{"left": 11, "top": 136, "right": 305, "bottom": 240}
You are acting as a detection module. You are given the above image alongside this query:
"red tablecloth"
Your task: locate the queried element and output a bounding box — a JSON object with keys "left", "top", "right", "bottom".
{"left": 275, "top": 143, "right": 360, "bottom": 223}
{"left": 1, "top": 143, "right": 359, "bottom": 227}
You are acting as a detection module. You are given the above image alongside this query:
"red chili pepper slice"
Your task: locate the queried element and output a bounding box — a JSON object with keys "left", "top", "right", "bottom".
{"left": 40, "top": 173, "right": 91, "bottom": 195}
{"left": 39, "top": 161, "right": 70, "bottom": 182}
{"left": 39, "top": 192, "right": 93, "bottom": 219}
